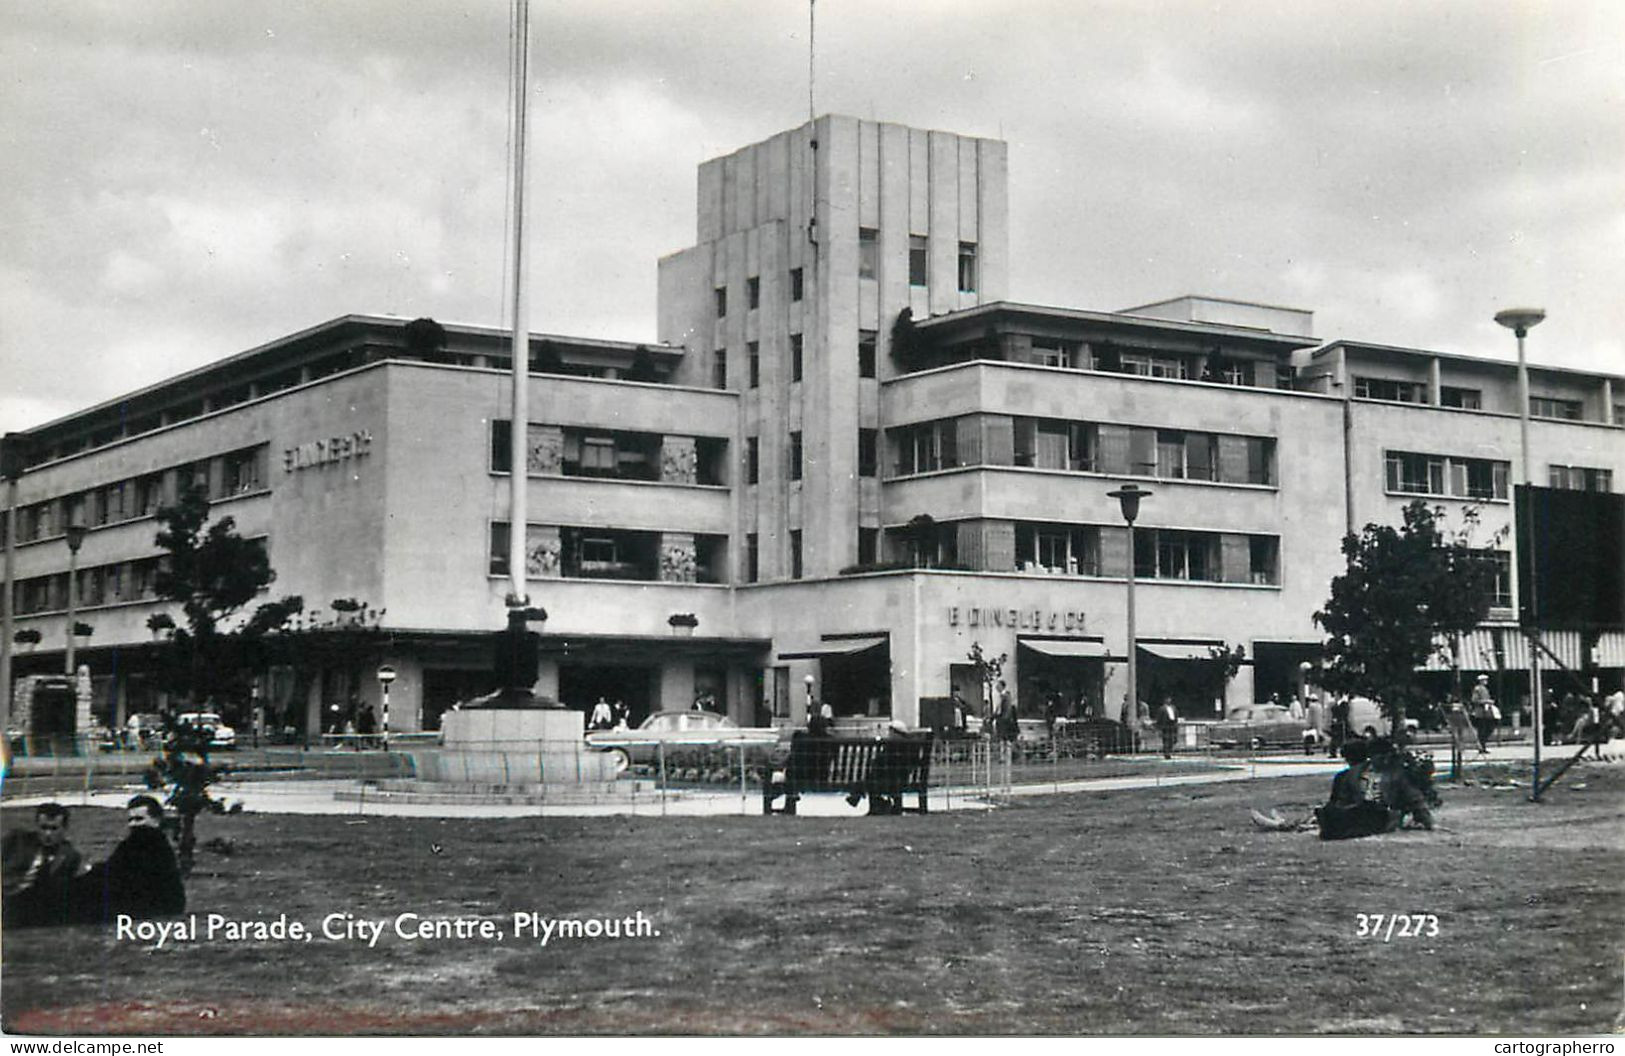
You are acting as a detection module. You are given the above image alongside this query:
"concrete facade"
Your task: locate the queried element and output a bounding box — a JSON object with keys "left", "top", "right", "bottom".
{"left": 4, "top": 116, "right": 1622, "bottom": 740}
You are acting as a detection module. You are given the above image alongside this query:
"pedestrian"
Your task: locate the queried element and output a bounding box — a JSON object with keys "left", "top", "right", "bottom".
{"left": 589, "top": 697, "right": 613, "bottom": 731}
{"left": 1469, "top": 674, "right": 1496, "bottom": 754}
{"left": 1155, "top": 696, "right": 1179, "bottom": 758}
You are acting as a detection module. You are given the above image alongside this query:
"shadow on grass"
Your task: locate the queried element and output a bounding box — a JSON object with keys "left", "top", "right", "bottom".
{"left": 3, "top": 763, "right": 1621, "bottom": 1035}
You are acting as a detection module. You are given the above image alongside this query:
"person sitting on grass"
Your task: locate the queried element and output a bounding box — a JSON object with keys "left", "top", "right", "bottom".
{"left": 1367, "top": 736, "right": 1436, "bottom": 831}
{"left": 3, "top": 803, "right": 85, "bottom": 927}
{"left": 1315, "top": 739, "right": 1395, "bottom": 840}
{"left": 67, "top": 795, "right": 186, "bottom": 924}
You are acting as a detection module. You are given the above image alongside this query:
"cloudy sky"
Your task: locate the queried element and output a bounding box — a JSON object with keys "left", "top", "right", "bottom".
{"left": 3, "top": 0, "right": 1621, "bottom": 434}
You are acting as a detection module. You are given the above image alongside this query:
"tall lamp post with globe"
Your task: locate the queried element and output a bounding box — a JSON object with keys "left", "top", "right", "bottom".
{"left": 1108, "top": 484, "right": 1152, "bottom": 733}
{"left": 1493, "top": 306, "right": 1545, "bottom": 799}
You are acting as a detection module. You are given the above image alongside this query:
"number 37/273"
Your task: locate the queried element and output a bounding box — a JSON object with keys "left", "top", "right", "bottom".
{"left": 1355, "top": 913, "right": 1440, "bottom": 940}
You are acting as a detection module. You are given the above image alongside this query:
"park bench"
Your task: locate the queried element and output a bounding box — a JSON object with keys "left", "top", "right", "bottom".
{"left": 760, "top": 734, "right": 933, "bottom": 815}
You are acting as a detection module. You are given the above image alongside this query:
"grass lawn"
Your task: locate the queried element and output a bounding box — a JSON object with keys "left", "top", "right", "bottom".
{"left": 2, "top": 761, "right": 1621, "bottom": 1036}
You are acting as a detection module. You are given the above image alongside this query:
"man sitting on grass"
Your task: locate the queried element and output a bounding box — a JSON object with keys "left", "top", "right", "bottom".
{"left": 67, "top": 795, "right": 186, "bottom": 924}
{"left": 3, "top": 803, "right": 85, "bottom": 927}
{"left": 1316, "top": 737, "right": 1437, "bottom": 840}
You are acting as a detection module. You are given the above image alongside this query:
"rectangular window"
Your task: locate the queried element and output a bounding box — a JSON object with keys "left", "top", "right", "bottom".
{"left": 223, "top": 447, "right": 263, "bottom": 494}
{"left": 1245, "top": 437, "right": 1275, "bottom": 486}
{"left": 858, "top": 429, "right": 878, "bottom": 477}
{"left": 714, "top": 286, "right": 727, "bottom": 317}
{"left": 1249, "top": 536, "right": 1279, "bottom": 585}
{"left": 712, "top": 350, "right": 727, "bottom": 390}
{"left": 1155, "top": 431, "right": 1186, "bottom": 479}
{"left": 1530, "top": 396, "right": 1582, "bottom": 420}
{"left": 747, "top": 276, "right": 760, "bottom": 310}
{"left": 1549, "top": 464, "right": 1613, "bottom": 492}
{"left": 1440, "top": 386, "right": 1482, "bottom": 410}
{"left": 858, "top": 527, "right": 878, "bottom": 565}
{"left": 746, "top": 533, "right": 759, "bottom": 583}
{"left": 789, "top": 431, "right": 803, "bottom": 481}
{"left": 858, "top": 331, "right": 877, "bottom": 378}
{"left": 790, "top": 334, "right": 803, "bottom": 382}
{"left": 957, "top": 242, "right": 978, "bottom": 293}
{"left": 1355, "top": 376, "right": 1425, "bottom": 403}
{"left": 1031, "top": 340, "right": 1073, "bottom": 369}
{"left": 1121, "top": 354, "right": 1189, "bottom": 380}
{"left": 858, "top": 228, "right": 878, "bottom": 280}
{"left": 579, "top": 436, "right": 617, "bottom": 475}
{"left": 1128, "top": 427, "right": 1157, "bottom": 476}
{"left": 1219, "top": 361, "right": 1254, "bottom": 386}
{"left": 790, "top": 530, "right": 803, "bottom": 580}
{"left": 1274, "top": 365, "right": 1294, "bottom": 390}
{"left": 747, "top": 437, "right": 759, "bottom": 485}
{"left": 789, "top": 268, "right": 803, "bottom": 302}
{"left": 748, "top": 342, "right": 760, "bottom": 388}
{"left": 1185, "top": 433, "right": 1217, "bottom": 482}
{"left": 489, "top": 522, "right": 511, "bottom": 576}
{"left": 908, "top": 235, "right": 928, "bottom": 286}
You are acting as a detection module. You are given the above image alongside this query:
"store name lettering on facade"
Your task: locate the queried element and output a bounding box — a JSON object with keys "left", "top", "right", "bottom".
{"left": 284, "top": 430, "right": 373, "bottom": 473}
{"left": 947, "top": 606, "right": 1089, "bottom": 633}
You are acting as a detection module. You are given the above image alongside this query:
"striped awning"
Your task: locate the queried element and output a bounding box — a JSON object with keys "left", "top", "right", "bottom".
{"left": 1426, "top": 628, "right": 1598, "bottom": 672}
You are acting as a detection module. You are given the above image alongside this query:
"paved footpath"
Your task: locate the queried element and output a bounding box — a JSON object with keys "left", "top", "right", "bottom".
{"left": 3, "top": 739, "right": 1615, "bottom": 819}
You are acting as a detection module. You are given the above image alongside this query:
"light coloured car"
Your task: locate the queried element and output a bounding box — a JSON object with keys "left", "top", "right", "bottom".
{"left": 177, "top": 711, "right": 237, "bottom": 750}
{"left": 583, "top": 708, "right": 770, "bottom": 772}
{"left": 1209, "top": 703, "right": 1304, "bottom": 749}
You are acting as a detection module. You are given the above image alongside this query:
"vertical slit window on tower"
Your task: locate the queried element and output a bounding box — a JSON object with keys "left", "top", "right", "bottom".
{"left": 858, "top": 527, "right": 878, "bottom": 565}
{"left": 957, "top": 242, "right": 978, "bottom": 293}
{"left": 909, "top": 235, "right": 928, "bottom": 286}
{"left": 789, "top": 431, "right": 803, "bottom": 481}
{"left": 712, "top": 350, "right": 727, "bottom": 390}
{"left": 789, "top": 267, "right": 804, "bottom": 302}
{"left": 745, "top": 533, "right": 759, "bottom": 583}
{"left": 714, "top": 286, "right": 727, "bottom": 317}
{"left": 858, "top": 429, "right": 877, "bottom": 477}
{"left": 747, "top": 436, "right": 759, "bottom": 484}
{"left": 747, "top": 276, "right": 760, "bottom": 310}
{"left": 790, "top": 530, "right": 803, "bottom": 579}
{"left": 858, "top": 331, "right": 877, "bottom": 378}
{"left": 790, "top": 334, "right": 803, "bottom": 382}
{"left": 748, "top": 342, "right": 760, "bottom": 388}
{"left": 858, "top": 228, "right": 878, "bottom": 280}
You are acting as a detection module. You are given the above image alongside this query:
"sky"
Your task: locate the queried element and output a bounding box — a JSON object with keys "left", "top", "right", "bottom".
{"left": 3, "top": 0, "right": 1622, "bottom": 434}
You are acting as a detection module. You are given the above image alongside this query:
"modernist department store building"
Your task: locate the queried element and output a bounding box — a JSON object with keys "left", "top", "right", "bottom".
{"left": 5, "top": 115, "right": 1623, "bottom": 737}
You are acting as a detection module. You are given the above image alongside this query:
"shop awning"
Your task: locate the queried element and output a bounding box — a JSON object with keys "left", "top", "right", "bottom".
{"left": 1137, "top": 642, "right": 1221, "bottom": 661}
{"left": 777, "top": 636, "right": 889, "bottom": 661}
{"left": 1019, "top": 638, "right": 1110, "bottom": 659}
{"left": 1594, "top": 631, "right": 1625, "bottom": 668}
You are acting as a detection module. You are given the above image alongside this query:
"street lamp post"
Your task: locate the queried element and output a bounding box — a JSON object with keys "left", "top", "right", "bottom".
{"left": 1494, "top": 307, "right": 1545, "bottom": 799}
{"left": 1108, "top": 484, "right": 1151, "bottom": 737}
{"left": 63, "top": 523, "right": 87, "bottom": 678}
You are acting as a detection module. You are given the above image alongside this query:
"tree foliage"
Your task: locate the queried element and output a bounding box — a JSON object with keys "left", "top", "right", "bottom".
{"left": 1314, "top": 501, "right": 1499, "bottom": 732}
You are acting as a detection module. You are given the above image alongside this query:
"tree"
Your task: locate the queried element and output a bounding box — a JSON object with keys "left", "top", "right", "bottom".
{"left": 966, "top": 641, "right": 1007, "bottom": 719}
{"left": 152, "top": 484, "right": 297, "bottom": 706}
{"left": 1314, "top": 501, "right": 1500, "bottom": 737}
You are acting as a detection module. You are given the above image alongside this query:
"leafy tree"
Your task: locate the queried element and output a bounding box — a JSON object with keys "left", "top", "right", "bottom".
{"left": 1314, "top": 501, "right": 1500, "bottom": 738}
{"left": 966, "top": 641, "right": 1008, "bottom": 719}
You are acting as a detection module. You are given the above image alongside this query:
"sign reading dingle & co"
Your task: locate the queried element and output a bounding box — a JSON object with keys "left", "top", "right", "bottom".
{"left": 284, "top": 430, "right": 373, "bottom": 473}
{"left": 948, "top": 606, "right": 1088, "bottom": 634}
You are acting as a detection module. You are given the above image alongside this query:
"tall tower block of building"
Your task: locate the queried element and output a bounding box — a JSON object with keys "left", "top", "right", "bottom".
{"left": 659, "top": 116, "right": 1009, "bottom": 581}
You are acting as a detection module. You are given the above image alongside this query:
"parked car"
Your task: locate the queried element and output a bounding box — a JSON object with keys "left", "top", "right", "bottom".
{"left": 586, "top": 709, "right": 739, "bottom": 769}
{"left": 1302, "top": 696, "right": 1420, "bottom": 750}
{"left": 124, "top": 713, "right": 167, "bottom": 750}
{"left": 1209, "top": 704, "right": 1305, "bottom": 749}
{"left": 176, "top": 712, "right": 237, "bottom": 750}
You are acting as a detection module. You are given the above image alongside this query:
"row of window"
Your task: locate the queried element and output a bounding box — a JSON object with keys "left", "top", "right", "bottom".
{"left": 13, "top": 555, "right": 167, "bottom": 616}
{"left": 889, "top": 417, "right": 1277, "bottom": 486}
{"left": 722, "top": 330, "right": 882, "bottom": 392}
{"left": 8, "top": 444, "right": 269, "bottom": 546}
{"left": 1549, "top": 464, "right": 1613, "bottom": 492}
{"left": 488, "top": 524, "right": 727, "bottom": 584}
{"left": 716, "top": 237, "right": 979, "bottom": 322}
{"left": 488, "top": 423, "right": 727, "bottom": 485}
{"left": 1355, "top": 375, "right": 1595, "bottom": 421}
{"left": 1385, "top": 451, "right": 1510, "bottom": 501}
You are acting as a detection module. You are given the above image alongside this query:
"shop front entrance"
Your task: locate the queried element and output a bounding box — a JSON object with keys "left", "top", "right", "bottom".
{"left": 559, "top": 664, "right": 656, "bottom": 725}
{"left": 1017, "top": 638, "right": 1108, "bottom": 720}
